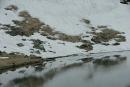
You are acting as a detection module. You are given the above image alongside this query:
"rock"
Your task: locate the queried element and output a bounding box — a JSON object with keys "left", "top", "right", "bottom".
{"left": 5, "top": 5, "right": 18, "bottom": 11}
{"left": 22, "top": 39, "right": 26, "bottom": 41}
{"left": 18, "top": 70, "right": 26, "bottom": 73}
{"left": 82, "top": 19, "right": 91, "bottom": 24}
{"left": 113, "top": 42, "right": 120, "bottom": 46}
{"left": 17, "top": 43, "right": 24, "bottom": 47}
{"left": 81, "top": 57, "right": 93, "bottom": 63}
{"left": 101, "top": 43, "right": 110, "bottom": 46}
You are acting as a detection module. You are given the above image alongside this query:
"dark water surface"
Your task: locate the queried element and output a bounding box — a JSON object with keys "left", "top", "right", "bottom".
{"left": 0, "top": 51, "right": 130, "bottom": 87}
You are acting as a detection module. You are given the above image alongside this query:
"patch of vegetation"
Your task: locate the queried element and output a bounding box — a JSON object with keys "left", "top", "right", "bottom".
{"left": 19, "top": 11, "right": 31, "bottom": 18}
{"left": 40, "top": 25, "right": 82, "bottom": 42}
{"left": 77, "top": 41, "right": 93, "bottom": 51}
{"left": 114, "top": 35, "right": 126, "bottom": 42}
{"left": 3, "top": 10, "right": 82, "bottom": 43}
{"left": 3, "top": 11, "right": 44, "bottom": 36}
{"left": 58, "top": 33, "right": 81, "bottom": 42}
{"left": 91, "top": 29, "right": 126, "bottom": 44}
{"left": 40, "top": 25, "right": 56, "bottom": 36}
{"left": 31, "top": 39, "right": 46, "bottom": 52}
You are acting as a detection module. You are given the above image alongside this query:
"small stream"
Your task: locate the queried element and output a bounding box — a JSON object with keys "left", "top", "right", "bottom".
{"left": 0, "top": 51, "right": 130, "bottom": 87}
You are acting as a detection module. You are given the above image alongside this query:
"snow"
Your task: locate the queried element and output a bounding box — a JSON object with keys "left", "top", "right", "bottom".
{"left": 0, "top": 0, "right": 130, "bottom": 58}
{"left": 0, "top": 30, "right": 84, "bottom": 58}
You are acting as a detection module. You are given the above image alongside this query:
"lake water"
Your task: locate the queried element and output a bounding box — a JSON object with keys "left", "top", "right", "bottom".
{"left": 0, "top": 51, "right": 130, "bottom": 87}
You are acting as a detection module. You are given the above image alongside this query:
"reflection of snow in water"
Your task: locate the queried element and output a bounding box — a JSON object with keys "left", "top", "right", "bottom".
{"left": 0, "top": 51, "right": 130, "bottom": 87}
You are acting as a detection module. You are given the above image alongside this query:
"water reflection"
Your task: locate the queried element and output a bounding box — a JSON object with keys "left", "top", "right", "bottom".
{"left": 4, "top": 63, "right": 84, "bottom": 87}
{"left": 2, "top": 52, "right": 130, "bottom": 87}
{"left": 6, "top": 76, "right": 44, "bottom": 87}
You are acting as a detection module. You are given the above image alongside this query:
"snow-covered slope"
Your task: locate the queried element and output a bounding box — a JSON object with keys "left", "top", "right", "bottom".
{"left": 0, "top": 0, "right": 130, "bottom": 58}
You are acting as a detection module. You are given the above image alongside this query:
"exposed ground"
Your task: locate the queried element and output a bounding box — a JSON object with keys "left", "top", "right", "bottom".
{"left": 0, "top": 51, "right": 44, "bottom": 70}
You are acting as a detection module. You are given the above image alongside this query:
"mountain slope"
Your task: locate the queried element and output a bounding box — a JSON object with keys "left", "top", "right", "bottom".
{"left": 0, "top": 0, "right": 130, "bottom": 58}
